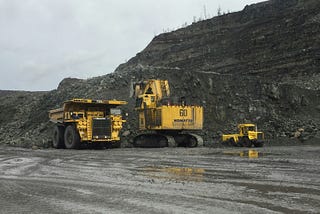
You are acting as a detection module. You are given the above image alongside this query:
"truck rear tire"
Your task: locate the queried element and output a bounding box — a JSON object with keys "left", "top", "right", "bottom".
{"left": 64, "top": 125, "right": 80, "bottom": 149}
{"left": 53, "top": 125, "right": 65, "bottom": 149}
{"left": 253, "top": 141, "right": 264, "bottom": 147}
{"left": 240, "top": 137, "right": 252, "bottom": 147}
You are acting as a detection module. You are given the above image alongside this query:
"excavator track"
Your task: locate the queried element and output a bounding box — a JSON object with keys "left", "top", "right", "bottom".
{"left": 188, "top": 133, "right": 204, "bottom": 147}
{"left": 164, "top": 135, "right": 177, "bottom": 147}
{"left": 133, "top": 134, "right": 177, "bottom": 148}
{"left": 133, "top": 133, "right": 203, "bottom": 148}
{"left": 173, "top": 133, "right": 203, "bottom": 147}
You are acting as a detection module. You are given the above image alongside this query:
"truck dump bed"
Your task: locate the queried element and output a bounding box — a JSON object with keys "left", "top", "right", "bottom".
{"left": 49, "top": 98, "right": 127, "bottom": 123}
{"left": 49, "top": 108, "right": 64, "bottom": 123}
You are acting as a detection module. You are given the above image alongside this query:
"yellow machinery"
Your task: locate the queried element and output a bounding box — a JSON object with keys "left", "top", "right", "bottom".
{"left": 49, "top": 98, "right": 127, "bottom": 149}
{"left": 222, "top": 124, "right": 264, "bottom": 147}
{"left": 132, "top": 79, "right": 203, "bottom": 147}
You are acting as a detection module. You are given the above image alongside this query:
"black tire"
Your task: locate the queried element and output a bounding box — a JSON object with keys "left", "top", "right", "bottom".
{"left": 93, "top": 143, "right": 106, "bottom": 150}
{"left": 64, "top": 125, "right": 80, "bottom": 149}
{"left": 52, "top": 125, "right": 65, "bottom": 149}
{"left": 229, "top": 138, "right": 237, "bottom": 147}
{"left": 112, "top": 141, "right": 121, "bottom": 148}
{"left": 240, "top": 137, "right": 252, "bottom": 147}
{"left": 253, "top": 141, "right": 264, "bottom": 147}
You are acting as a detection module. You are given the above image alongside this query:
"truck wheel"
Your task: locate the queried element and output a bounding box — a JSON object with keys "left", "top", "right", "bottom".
{"left": 112, "top": 141, "right": 121, "bottom": 148}
{"left": 253, "top": 141, "right": 264, "bottom": 147}
{"left": 53, "top": 125, "right": 65, "bottom": 149}
{"left": 244, "top": 138, "right": 253, "bottom": 147}
{"left": 64, "top": 125, "right": 80, "bottom": 149}
{"left": 229, "top": 138, "right": 236, "bottom": 147}
{"left": 240, "top": 137, "right": 252, "bottom": 147}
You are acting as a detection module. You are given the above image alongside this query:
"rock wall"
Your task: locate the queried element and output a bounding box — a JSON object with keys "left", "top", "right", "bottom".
{"left": 114, "top": 0, "right": 320, "bottom": 144}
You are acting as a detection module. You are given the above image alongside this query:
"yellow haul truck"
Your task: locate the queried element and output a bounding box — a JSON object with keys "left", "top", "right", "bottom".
{"left": 222, "top": 124, "right": 264, "bottom": 147}
{"left": 49, "top": 98, "right": 127, "bottom": 149}
{"left": 132, "top": 79, "right": 203, "bottom": 147}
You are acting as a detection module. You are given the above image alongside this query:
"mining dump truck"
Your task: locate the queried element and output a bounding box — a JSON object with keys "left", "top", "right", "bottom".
{"left": 222, "top": 124, "right": 264, "bottom": 147}
{"left": 49, "top": 98, "right": 127, "bottom": 149}
{"left": 132, "top": 79, "right": 203, "bottom": 147}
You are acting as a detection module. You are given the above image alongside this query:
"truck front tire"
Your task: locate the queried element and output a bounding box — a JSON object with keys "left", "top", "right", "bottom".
{"left": 64, "top": 125, "right": 80, "bottom": 149}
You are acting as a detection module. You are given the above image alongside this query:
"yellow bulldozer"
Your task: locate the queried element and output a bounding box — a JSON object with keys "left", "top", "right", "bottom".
{"left": 49, "top": 98, "right": 127, "bottom": 149}
{"left": 222, "top": 124, "right": 264, "bottom": 147}
{"left": 132, "top": 79, "right": 203, "bottom": 147}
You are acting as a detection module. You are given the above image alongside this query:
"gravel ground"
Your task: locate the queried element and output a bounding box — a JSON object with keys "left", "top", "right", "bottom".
{"left": 0, "top": 145, "right": 319, "bottom": 214}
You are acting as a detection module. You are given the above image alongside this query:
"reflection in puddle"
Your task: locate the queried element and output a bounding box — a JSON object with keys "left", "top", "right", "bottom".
{"left": 143, "top": 166, "right": 205, "bottom": 182}
{"left": 223, "top": 149, "right": 260, "bottom": 158}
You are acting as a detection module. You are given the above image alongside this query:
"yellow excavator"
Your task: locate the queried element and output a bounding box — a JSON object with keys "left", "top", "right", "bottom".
{"left": 132, "top": 79, "right": 203, "bottom": 147}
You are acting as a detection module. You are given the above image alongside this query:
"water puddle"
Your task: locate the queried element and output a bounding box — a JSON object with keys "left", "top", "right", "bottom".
{"left": 223, "top": 149, "right": 260, "bottom": 158}
{"left": 142, "top": 166, "right": 205, "bottom": 182}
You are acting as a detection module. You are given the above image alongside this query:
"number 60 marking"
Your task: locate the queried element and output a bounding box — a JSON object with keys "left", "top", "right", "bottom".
{"left": 179, "top": 109, "right": 187, "bottom": 116}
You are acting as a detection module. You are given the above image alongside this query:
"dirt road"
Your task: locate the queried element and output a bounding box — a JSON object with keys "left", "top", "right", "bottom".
{"left": 0, "top": 145, "right": 319, "bottom": 214}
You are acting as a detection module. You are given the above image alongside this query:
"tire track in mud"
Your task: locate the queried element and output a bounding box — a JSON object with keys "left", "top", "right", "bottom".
{"left": 0, "top": 145, "right": 319, "bottom": 213}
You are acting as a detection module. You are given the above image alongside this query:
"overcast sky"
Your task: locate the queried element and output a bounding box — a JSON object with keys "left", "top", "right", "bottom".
{"left": 0, "top": 0, "right": 264, "bottom": 91}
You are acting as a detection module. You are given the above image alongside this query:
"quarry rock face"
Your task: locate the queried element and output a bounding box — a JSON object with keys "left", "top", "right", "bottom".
{"left": 0, "top": 0, "right": 319, "bottom": 148}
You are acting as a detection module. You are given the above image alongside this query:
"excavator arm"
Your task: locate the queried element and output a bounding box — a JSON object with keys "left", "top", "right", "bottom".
{"left": 132, "top": 79, "right": 170, "bottom": 109}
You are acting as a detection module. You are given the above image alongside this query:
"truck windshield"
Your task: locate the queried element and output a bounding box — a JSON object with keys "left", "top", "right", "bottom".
{"left": 110, "top": 108, "right": 121, "bottom": 115}
{"left": 248, "top": 126, "right": 255, "bottom": 131}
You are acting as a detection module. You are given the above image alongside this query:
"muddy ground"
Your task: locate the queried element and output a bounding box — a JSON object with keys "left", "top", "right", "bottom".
{"left": 0, "top": 145, "right": 319, "bottom": 214}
